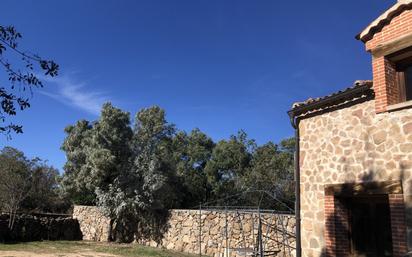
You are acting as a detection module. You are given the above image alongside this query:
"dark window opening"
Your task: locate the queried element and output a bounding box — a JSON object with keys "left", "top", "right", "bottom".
{"left": 346, "top": 195, "right": 393, "bottom": 257}
{"left": 389, "top": 47, "right": 412, "bottom": 103}
{"left": 396, "top": 62, "right": 412, "bottom": 102}
{"left": 404, "top": 66, "right": 412, "bottom": 101}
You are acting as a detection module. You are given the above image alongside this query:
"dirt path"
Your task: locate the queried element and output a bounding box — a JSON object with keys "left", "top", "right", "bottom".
{"left": 0, "top": 250, "right": 119, "bottom": 257}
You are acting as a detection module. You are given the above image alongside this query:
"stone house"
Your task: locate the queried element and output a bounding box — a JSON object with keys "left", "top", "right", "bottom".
{"left": 288, "top": 1, "right": 412, "bottom": 257}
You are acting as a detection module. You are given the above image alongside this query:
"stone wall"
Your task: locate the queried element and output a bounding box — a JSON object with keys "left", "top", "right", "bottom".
{"left": 0, "top": 213, "right": 82, "bottom": 242}
{"left": 73, "top": 206, "right": 296, "bottom": 257}
{"left": 73, "top": 205, "right": 111, "bottom": 241}
{"left": 298, "top": 99, "right": 412, "bottom": 257}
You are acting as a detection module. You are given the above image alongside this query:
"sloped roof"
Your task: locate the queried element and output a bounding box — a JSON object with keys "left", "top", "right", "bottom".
{"left": 288, "top": 80, "right": 374, "bottom": 119}
{"left": 357, "top": 0, "right": 412, "bottom": 42}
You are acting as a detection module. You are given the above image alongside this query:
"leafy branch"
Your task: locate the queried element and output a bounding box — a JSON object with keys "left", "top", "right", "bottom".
{"left": 0, "top": 25, "right": 59, "bottom": 137}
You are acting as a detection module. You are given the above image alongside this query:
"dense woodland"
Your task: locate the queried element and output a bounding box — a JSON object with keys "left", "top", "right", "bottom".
{"left": 60, "top": 103, "right": 295, "bottom": 210}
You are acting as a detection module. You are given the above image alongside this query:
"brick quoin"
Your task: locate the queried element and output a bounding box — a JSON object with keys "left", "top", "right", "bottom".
{"left": 372, "top": 56, "right": 399, "bottom": 113}
{"left": 389, "top": 194, "right": 408, "bottom": 257}
{"left": 323, "top": 195, "right": 350, "bottom": 257}
{"left": 324, "top": 195, "right": 336, "bottom": 257}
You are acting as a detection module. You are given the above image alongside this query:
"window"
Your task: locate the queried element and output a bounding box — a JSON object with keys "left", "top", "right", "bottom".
{"left": 395, "top": 55, "right": 412, "bottom": 102}
{"left": 389, "top": 47, "right": 412, "bottom": 103}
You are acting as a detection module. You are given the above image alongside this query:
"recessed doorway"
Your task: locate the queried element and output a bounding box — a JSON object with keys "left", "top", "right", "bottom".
{"left": 347, "top": 195, "right": 393, "bottom": 257}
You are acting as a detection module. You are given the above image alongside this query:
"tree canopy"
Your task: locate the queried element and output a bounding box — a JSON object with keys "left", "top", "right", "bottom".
{"left": 0, "top": 147, "right": 68, "bottom": 229}
{"left": 60, "top": 120, "right": 95, "bottom": 205}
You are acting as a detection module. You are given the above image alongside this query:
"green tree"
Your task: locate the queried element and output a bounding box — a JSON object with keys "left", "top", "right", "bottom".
{"left": 60, "top": 120, "right": 95, "bottom": 205}
{"left": 172, "top": 129, "right": 215, "bottom": 207}
{"left": 0, "top": 147, "right": 32, "bottom": 229}
{"left": 241, "top": 138, "right": 295, "bottom": 210}
{"left": 127, "top": 106, "right": 178, "bottom": 241}
{"left": 132, "top": 106, "right": 177, "bottom": 208}
{"left": 86, "top": 103, "right": 134, "bottom": 242}
{"left": 0, "top": 147, "right": 71, "bottom": 223}
{"left": 0, "top": 25, "right": 59, "bottom": 135}
{"left": 22, "top": 163, "right": 70, "bottom": 213}
{"left": 89, "top": 103, "right": 133, "bottom": 191}
{"left": 205, "top": 130, "right": 255, "bottom": 205}
{"left": 90, "top": 105, "right": 177, "bottom": 243}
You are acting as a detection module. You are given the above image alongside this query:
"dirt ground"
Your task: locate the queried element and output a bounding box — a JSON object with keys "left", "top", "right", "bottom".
{"left": 0, "top": 241, "right": 194, "bottom": 257}
{"left": 0, "top": 250, "right": 118, "bottom": 257}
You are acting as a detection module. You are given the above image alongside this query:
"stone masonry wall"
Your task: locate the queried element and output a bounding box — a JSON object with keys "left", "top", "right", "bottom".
{"left": 73, "top": 206, "right": 111, "bottom": 241}
{"left": 298, "top": 99, "right": 412, "bottom": 257}
{"left": 73, "top": 206, "right": 296, "bottom": 257}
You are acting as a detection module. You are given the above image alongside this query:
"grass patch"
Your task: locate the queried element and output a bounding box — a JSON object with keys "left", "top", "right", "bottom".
{"left": 0, "top": 241, "right": 196, "bottom": 257}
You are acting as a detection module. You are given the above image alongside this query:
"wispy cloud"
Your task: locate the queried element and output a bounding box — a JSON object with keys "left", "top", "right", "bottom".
{"left": 40, "top": 74, "right": 109, "bottom": 116}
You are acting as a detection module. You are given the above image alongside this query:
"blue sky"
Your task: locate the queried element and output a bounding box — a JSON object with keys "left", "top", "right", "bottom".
{"left": 0, "top": 0, "right": 394, "bottom": 171}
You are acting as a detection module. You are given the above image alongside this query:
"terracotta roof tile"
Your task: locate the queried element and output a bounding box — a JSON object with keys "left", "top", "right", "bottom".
{"left": 289, "top": 80, "right": 374, "bottom": 117}
{"left": 357, "top": 0, "right": 412, "bottom": 42}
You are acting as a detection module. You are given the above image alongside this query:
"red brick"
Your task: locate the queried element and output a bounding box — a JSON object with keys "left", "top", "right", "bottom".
{"left": 363, "top": 9, "right": 412, "bottom": 113}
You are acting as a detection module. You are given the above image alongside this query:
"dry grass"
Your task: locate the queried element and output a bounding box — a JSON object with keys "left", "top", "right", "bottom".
{"left": 0, "top": 241, "right": 197, "bottom": 257}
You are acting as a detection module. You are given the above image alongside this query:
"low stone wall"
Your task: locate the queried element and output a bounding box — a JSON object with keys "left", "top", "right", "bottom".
{"left": 0, "top": 213, "right": 82, "bottom": 242}
{"left": 72, "top": 206, "right": 111, "bottom": 241}
{"left": 73, "top": 206, "right": 296, "bottom": 257}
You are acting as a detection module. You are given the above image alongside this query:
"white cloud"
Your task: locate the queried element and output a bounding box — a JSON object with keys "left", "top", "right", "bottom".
{"left": 40, "top": 74, "right": 109, "bottom": 116}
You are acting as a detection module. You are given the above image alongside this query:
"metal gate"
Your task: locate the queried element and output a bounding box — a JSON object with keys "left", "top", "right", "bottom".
{"left": 196, "top": 205, "right": 295, "bottom": 257}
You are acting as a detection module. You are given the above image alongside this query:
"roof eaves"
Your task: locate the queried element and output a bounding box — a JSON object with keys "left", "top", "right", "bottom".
{"left": 357, "top": 0, "right": 412, "bottom": 43}
{"left": 288, "top": 80, "right": 374, "bottom": 119}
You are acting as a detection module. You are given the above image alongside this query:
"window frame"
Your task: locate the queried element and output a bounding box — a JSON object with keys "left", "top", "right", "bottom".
{"left": 388, "top": 47, "right": 412, "bottom": 103}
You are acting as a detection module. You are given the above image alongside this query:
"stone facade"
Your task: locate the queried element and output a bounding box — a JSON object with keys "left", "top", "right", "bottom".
{"left": 73, "top": 206, "right": 296, "bottom": 257}
{"left": 73, "top": 205, "right": 111, "bottom": 241}
{"left": 298, "top": 99, "right": 412, "bottom": 257}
